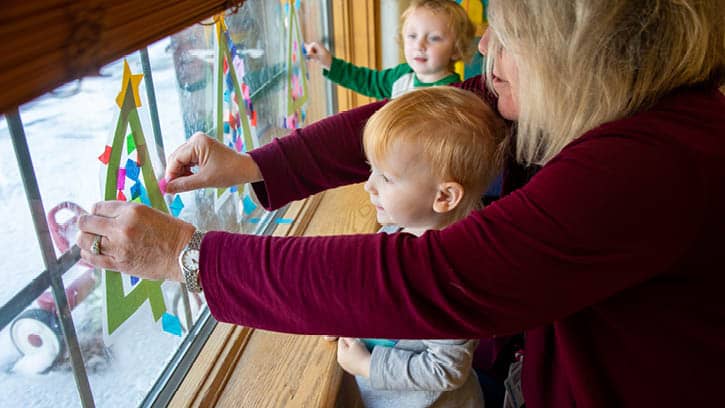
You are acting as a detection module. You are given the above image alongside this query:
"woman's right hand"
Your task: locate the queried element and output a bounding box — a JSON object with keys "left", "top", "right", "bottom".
{"left": 165, "top": 132, "right": 262, "bottom": 194}
{"left": 304, "top": 42, "right": 332, "bottom": 70}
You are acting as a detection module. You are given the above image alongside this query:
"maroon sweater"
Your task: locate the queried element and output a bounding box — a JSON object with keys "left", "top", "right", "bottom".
{"left": 200, "top": 76, "right": 725, "bottom": 407}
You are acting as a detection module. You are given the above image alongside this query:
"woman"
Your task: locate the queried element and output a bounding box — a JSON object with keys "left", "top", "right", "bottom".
{"left": 78, "top": 1, "right": 724, "bottom": 406}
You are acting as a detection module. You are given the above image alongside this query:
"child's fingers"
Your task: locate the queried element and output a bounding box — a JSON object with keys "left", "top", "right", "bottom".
{"left": 304, "top": 42, "right": 317, "bottom": 54}
{"left": 339, "top": 337, "right": 356, "bottom": 347}
{"left": 322, "top": 335, "right": 338, "bottom": 342}
{"left": 337, "top": 338, "right": 348, "bottom": 354}
{"left": 348, "top": 339, "right": 368, "bottom": 353}
{"left": 304, "top": 43, "right": 318, "bottom": 62}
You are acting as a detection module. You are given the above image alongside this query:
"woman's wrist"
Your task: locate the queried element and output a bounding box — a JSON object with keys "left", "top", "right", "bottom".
{"left": 239, "top": 153, "right": 263, "bottom": 184}
{"left": 173, "top": 222, "right": 198, "bottom": 282}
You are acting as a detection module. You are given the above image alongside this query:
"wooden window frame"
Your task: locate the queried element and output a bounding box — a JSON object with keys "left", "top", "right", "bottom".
{"left": 0, "top": 0, "right": 247, "bottom": 115}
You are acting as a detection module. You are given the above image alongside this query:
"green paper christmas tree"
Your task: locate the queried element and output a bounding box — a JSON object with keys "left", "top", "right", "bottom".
{"left": 100, "top": 60, "right": 168, "bottom": 336}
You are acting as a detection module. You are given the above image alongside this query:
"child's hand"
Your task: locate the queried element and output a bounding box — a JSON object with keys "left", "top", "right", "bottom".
{"left": 304, "top": 42, "right": 332, "bottom": 70}
{"left": 322, "top": 335, "right": 338, "bottom": 341}
{"left": 337, "top": 337, "right": 371, "bottom": 378}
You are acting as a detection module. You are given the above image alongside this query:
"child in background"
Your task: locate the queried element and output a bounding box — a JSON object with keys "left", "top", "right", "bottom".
{"left": 335, "top": 87, "right": 506, "bottom": 407}
{"left": 305, "top": 0, "right": 476, "bottom": 99}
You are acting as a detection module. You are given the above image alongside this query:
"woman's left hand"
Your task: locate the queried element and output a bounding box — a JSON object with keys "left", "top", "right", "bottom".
{"left": 77, "top": 201, "right": 195, "bottom": 282}
{"left": 337, "top": 337, "right": 371, "bottom": 378}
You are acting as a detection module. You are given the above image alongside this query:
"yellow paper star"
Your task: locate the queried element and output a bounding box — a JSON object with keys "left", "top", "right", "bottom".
{"left": 215, "top": 13, "right": 227, "bottom": 33}
{"left": 116, "top": 60, "right": 144, "bottom": 109}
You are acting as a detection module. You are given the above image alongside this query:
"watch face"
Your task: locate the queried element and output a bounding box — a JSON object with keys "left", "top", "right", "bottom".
{"left": 182, "top": 249, "right": 200, "bottom": 270}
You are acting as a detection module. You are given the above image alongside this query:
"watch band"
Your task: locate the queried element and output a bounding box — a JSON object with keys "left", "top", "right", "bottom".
{"left": 181, "top": 230, "right": 205, "bottom": 293}
{"left": 187, "top": 229, "right": 204, "bottom": 251}
{"left": 183, "top": 271, "right": 202, "bottom": 293}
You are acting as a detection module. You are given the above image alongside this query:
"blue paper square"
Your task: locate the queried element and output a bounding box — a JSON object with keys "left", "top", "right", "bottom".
{"left": 243, "top": 195, "right": 257, "bottom": 215}
{"left": 130, "top": 182, "right": 141, "bottom": 199}
{"left": 161, "top": 312, "right": 183, "bottom": 337}
{"left": 170, "top": 195, "right": 184, "bottom": 217}
{"left": 125, "top": 159, "right": 140, "bottom": 181}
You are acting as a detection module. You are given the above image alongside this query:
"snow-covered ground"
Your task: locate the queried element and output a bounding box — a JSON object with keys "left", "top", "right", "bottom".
{"left": 0, "top": 38, "right": 197, "bottom": 407}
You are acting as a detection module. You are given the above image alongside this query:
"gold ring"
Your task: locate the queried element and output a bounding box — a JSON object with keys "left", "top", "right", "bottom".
{"left": 91, "top": 234, "right": 102, "bottom": 255}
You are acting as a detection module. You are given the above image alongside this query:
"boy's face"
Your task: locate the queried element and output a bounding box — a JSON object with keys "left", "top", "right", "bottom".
{"left": 402, "top": 7, "right": 459, "bottom": 83}
{"left": 364, "top": 140, "right": 447, "bottom": 233}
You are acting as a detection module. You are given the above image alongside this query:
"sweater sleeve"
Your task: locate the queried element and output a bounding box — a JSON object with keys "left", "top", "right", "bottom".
{"left": 200, "top": 121, "right": 701, "bottom": 339}
{"left": 247, "top": 75, "right": 489, "bottom": 210}
{"left": 369, "top": 340, "right": 478, "bottom": 391}
{"left": 323, "top": 58, "right": 413, "bottom": 100}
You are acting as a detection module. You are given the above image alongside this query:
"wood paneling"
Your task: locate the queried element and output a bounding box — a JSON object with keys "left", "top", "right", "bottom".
{"left": 0, "top": 0, "right": 245, "bottom": 114}
{"left": 168, "top": 324, "right": 253, "bottom": 407}
{"left": 331, "top": 0, "right": 380, "bottom": 111}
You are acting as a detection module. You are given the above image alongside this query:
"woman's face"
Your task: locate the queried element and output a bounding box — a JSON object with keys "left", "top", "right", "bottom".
{"left": 479, "top": 29, "right": 520, "bottom": 120}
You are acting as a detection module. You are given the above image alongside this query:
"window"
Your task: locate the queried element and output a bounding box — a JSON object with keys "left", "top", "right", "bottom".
{"left": 0, "top": 1, "right": 333, "bottom": 406}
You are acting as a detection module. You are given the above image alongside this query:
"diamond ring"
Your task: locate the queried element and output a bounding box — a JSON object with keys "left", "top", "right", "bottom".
{"left": 91, "top": 234, "right": 103, "bottom": 255}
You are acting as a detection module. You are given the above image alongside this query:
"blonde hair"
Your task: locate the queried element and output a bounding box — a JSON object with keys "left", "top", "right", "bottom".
{"left": 486, "top": 0, "right": 725, "bottom": 165}
{"left": 363, "top": 87, "right": 506, "bottom": 221}
{"left": 400, "top": 0, "right": 477, "bottom": 65}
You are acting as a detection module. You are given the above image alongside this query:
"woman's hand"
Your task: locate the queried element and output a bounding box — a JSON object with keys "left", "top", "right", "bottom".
{"left": 304, "top": 42, "right": 332, "bottom": 70}
{"left": 77, "top": 201, "right": 196, "bottom": 282}
{"left": 337, "top": 337, "right": 371, "bottom": 378}
{"left": 165, "top": 132, "right": 262, "bottom": 194}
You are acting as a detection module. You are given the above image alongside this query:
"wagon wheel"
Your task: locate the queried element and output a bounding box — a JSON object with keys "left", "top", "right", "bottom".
{"left": 10, "top": 308, "right": 65, "bottom": 364}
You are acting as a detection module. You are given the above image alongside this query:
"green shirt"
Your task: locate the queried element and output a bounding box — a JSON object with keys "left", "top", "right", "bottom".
{"left": 323, "top": 58, "right": 461, "bottom": 100}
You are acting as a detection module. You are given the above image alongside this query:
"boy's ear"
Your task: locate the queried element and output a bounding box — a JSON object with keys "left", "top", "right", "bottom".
{"left": 433, "top": 182, "right": 464, "bottom": 214}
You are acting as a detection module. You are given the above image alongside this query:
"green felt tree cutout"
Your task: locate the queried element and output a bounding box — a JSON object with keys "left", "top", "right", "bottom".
{"left": 101, "top": 60, "right": 168, "bottom": 336}
{"left": 213, "top": 15, "right": 256, "bottom": 213}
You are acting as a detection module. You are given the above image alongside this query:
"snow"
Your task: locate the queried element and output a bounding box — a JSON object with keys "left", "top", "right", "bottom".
{"left": 0, "top": 38, "right": 197, "bottom": 407}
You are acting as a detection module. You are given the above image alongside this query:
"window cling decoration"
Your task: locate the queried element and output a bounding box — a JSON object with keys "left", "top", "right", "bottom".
{"left": 212, "top": 14, "right": 259, "bottom": 221}
{"left": 282, "top": 0, "right": 309, "bottom": 129}
{"left": 97, "top": 60, "right": 186, "bottom": 339}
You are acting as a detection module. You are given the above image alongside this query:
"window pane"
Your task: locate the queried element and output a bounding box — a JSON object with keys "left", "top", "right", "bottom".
{"left": 0, "top": 309, "right": 81, "bottom": 407}
{"left": 0, "top": 116, "right": 46, "bottom": 308}
{"left": 0, "top": 41, "right": 189, "bottom": 407}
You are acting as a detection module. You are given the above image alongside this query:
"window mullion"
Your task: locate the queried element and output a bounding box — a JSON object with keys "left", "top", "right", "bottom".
{"left": 7, "top": 109, "right": 96, "bottom": 408}
{"left": 140, "top": 47, "right": 167, "bottom": 168}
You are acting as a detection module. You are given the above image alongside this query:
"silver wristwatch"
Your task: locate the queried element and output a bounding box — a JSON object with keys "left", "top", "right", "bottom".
{"left": 179, "top": 230, "right": 205, "bottom": 293}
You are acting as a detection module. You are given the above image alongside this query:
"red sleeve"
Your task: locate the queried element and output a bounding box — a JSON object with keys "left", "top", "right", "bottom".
{"left": 199, "top": 124, "right": 701, "bottom": 338}
{"left": 247, "top": 75, "right": 490, "bottom": 210}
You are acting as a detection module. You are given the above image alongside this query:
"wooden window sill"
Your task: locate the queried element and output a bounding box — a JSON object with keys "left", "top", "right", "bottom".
{"left": 170, "top": 183, "right": 378, "bottom": 407}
